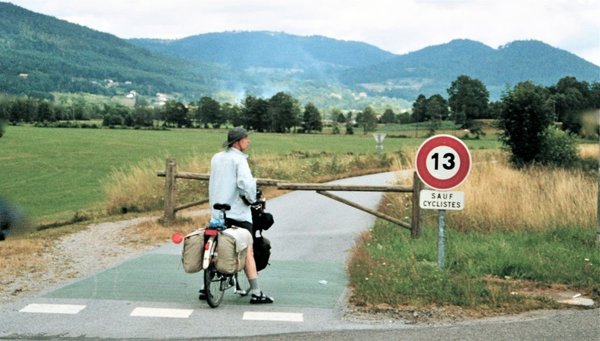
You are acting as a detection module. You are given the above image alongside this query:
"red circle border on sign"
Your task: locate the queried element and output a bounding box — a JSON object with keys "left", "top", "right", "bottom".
{"left": 415, "top": 135, "right": 471, "bottom": 190}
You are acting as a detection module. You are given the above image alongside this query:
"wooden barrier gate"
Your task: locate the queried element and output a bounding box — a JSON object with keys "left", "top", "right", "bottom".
{"left": 158, "top": 158, "right": 424, "bottom": 238}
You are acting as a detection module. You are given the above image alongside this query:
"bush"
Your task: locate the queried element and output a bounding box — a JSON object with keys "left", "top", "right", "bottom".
{"left": 537, "top": 126, "right": 579, "bottom": 168}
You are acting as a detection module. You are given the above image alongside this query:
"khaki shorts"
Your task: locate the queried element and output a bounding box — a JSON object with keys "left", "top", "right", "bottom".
{"left": 221, "top": 226, "right": 253, "bottom": 251}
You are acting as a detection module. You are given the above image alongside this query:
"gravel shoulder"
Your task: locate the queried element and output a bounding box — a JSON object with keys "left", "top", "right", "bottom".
{"left": 1, "top": 216, "right": 161, "bottom": 304}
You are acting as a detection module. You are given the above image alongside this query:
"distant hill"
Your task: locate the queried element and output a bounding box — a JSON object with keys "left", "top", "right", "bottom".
{"left": 0, "top": 2, "right": 211, "bottom": 97}
{"left": 1, "top": 2, "right": 598, "bottom": 106}
{"left": 339, "top": 39, "right": 600, "bottom": 99}
{"left": 131, "top": 31, "right": 395, "bottom": 74}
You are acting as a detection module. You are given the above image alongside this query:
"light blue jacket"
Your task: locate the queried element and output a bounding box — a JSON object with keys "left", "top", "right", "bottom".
{"left": 209, "top": 147, "right": 256, "bottom": 223}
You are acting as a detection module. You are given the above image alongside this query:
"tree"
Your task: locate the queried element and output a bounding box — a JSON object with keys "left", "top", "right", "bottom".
{"left": 357, "top": 106, "right": 378, "bottom": 134}
{"left": 243, "top": 95, "right": 269, "bottom": 132}
{"left": 9, "top": 98, "right": 36, "bottom": 123}
{"left": 447, "top": 75, "right": 489, "bottom": 129}
{"left": 222, "top": 103, "right": 244, "bottom": 127}
{"left": 380, "top": 108, "right": 396, "bottom": 124}
{"left": 302, "top": 102, "right": 322, "bottom": 133}
{"left": 412, "top": 94, "right": 427, "bottom": 122}
{"left": 398, "top": 112, "right": 413, "bottom": 124}
{"left": 196, "top": 96, "right": 224, "bottom": 128}
{"left": 36, "top": 101, "right": 55, "bottom": 122}
{"left": 72, "top": 97, "right": 89, "bottom": 120}
{"left": 590, "top": 82, "right": 600, "bottom": 109}
{"left": 345, "top": 112, "right": 354, "bottom": 135}
{"left": 332, "top": 108, "right": 346, "bottom": 123}
{"left": 498, "top": 81, "right": 554, "bottom": 166}
{"left": 549, "top": 76, "right": 594, "bottom": 134}
{"left": 132, "top": 106, "right": 155, "bottom": 127}
{"left": 163, "top": 100, "right": 191, "bottom": 127}
{"left": 424, "top": 94, "right": 448, "bottom": 135}
{"left": 268, "top": 92, "right": 300, "bottom": 133}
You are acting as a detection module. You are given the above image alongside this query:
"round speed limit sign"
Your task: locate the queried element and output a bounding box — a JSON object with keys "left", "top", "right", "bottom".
{"left": 415, "top": 135, "right": 471, "bottom": 190}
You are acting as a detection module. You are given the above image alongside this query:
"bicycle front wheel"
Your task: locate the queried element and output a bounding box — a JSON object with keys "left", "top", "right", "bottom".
{"left": 204, "top": 240, "right": 224, "bottom": 308}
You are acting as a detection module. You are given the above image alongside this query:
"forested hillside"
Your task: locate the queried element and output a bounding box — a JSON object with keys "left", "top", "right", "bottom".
{"left": 340, "top": 39, "right": 600, "bottom": 99}
{"left": 0, "top": 2, "right": 211, "bottom": 97}
{"left": 131, "top": 31, "right": 395, "bottom": 73}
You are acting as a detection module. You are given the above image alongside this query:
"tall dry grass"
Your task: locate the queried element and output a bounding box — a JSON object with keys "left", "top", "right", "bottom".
{"left": 384, "top": 150, "right": 597, "bottom": 232}
{"left": 103, "top": 153, "right": 213, "bottom": 215}
{"left": 451, "top": 159, "right": 596, "bottom": 231}
{"left": 578, "top": 143, "right": 599, "bottom": 160}
{"left": 103, "top": 151, "right": 401, "bottom": 215}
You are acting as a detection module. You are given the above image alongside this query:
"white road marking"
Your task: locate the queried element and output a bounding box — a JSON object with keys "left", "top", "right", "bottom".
{"left": 243, "top": 311, "right": 304, "bottom": 322}
{"left": 20, "top": 303, "right": 86, "bottom": 314}
{"left": 130, "top": 307, "right": 193, "bottom": 318}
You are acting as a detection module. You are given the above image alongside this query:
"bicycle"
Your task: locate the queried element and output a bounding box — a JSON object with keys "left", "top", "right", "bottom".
{"left": 202, "top": 203, "right": 249, "bottom": 308}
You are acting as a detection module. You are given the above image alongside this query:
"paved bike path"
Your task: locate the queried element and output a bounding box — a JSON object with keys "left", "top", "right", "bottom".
{"left": 1, "top": 171, "right": 406, "bottom": 339}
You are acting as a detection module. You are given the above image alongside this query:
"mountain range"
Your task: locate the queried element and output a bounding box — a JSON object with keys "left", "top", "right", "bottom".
{"left": 1, "top": 2, "right": 598, "bottom": 109}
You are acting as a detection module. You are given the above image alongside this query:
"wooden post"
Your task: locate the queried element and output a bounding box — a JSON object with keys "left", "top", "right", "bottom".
{"left": 411, "top": 171, "right": 423, "bottom": 238}
{"left": 164, "top": 158, "right": 177, "bottom": 222}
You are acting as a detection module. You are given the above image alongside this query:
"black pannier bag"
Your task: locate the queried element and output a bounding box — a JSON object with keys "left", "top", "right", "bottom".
{"left": 252, "top": 233, "right": 271, "bottom": 272}
{"left": 249, "top": 189, "right": 273, "bottom": 271}
{"left": 251, "top": 205, "right": 274, "bottom": 231}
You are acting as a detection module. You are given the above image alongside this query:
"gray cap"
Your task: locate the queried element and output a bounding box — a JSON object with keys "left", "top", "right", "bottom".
{"left": 223, "top": 127, "right": 250, "bottom": 148}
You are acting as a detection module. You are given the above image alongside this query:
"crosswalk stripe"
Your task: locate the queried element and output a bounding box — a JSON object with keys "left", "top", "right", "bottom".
{"left": 20, "top": 303, "right": 86, "bottom": 314}
{"left": 243, "top": 311, "right": 304, "bottom": 322}
{"left": 130, "top": 307, "right": 193, "bottom": 318}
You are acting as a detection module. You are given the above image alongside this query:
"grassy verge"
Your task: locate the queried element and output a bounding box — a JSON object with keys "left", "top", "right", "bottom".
{"left": 348, "top": 150, "right": 599, "bottom": 318}
{"left": 349, "top": 223, "right": 598, "bottom": 309}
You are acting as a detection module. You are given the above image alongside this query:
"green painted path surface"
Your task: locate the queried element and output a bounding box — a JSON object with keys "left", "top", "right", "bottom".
{"left": 45, "top": 254, "right": 346, "bottom": 309}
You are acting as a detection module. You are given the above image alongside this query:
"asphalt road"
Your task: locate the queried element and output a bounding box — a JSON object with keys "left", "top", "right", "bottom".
{"left": 1, "top": 170, "right": 598, "bottom": 340}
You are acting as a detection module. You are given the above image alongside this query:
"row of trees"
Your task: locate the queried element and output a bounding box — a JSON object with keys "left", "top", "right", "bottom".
{"left": 412, "top": 75, "right": 600, "bottom": 138}
{"left": 0, "top": 91, "right": 356, "bottom": 134}
{"left": 166, "top": 92, "right": 324, "bottom": 133}
{"left": 1, "top": 76, "right": 598, "bottom": 142}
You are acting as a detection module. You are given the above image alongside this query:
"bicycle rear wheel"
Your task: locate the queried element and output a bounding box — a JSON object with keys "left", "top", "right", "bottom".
{"left": 204, "top": 239, "right": 225, "bottom": 308}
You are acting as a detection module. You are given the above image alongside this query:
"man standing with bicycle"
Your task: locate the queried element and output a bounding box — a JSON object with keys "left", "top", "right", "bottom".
{"left": 205, "top": 127, "right": 274, "bottom": 304}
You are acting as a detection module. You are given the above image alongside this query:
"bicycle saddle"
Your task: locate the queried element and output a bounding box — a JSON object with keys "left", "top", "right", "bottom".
{"left": 213, "top": 203, "right": 231, "bottom": 211}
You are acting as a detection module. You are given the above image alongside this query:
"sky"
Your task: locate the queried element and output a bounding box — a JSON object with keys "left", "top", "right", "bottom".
{"left": 7, "top": 0, "right": 600, "bottom": 66}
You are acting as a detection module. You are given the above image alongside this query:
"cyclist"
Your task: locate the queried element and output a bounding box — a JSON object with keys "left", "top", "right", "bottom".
{"left": 202, "top": 127, "right": 274, "bottom": 304}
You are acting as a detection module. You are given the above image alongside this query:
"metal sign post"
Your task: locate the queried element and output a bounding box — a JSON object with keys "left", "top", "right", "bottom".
{"left": 438, "top": 209, "right": 446, "bottom": 269}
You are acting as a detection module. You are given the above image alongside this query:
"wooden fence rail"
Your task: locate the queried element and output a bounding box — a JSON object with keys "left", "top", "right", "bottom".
{"left": 158, "top": 158, "right": 423, "bottom": 238}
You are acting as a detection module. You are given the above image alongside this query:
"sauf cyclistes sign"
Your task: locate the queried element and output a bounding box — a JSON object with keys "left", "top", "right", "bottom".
{"left": 415, "top": 134, "right": 471, "bottom": 210}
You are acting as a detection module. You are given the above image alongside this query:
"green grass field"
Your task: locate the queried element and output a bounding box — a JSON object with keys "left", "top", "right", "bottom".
{"left": 0, "top": 125, "right": 500, "bottom": 223}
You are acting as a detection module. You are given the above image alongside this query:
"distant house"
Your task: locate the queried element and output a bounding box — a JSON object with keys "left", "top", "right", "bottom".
{"left": 156, "top": 93, "right": 169, "bottom": 106}
{"left": 18, "top": 73, "right": 28, "bottom": 79}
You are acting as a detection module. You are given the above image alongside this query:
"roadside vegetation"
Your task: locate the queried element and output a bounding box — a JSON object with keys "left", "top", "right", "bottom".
{"left": 349, "top": 148, "right": 599, "bottom": 319}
